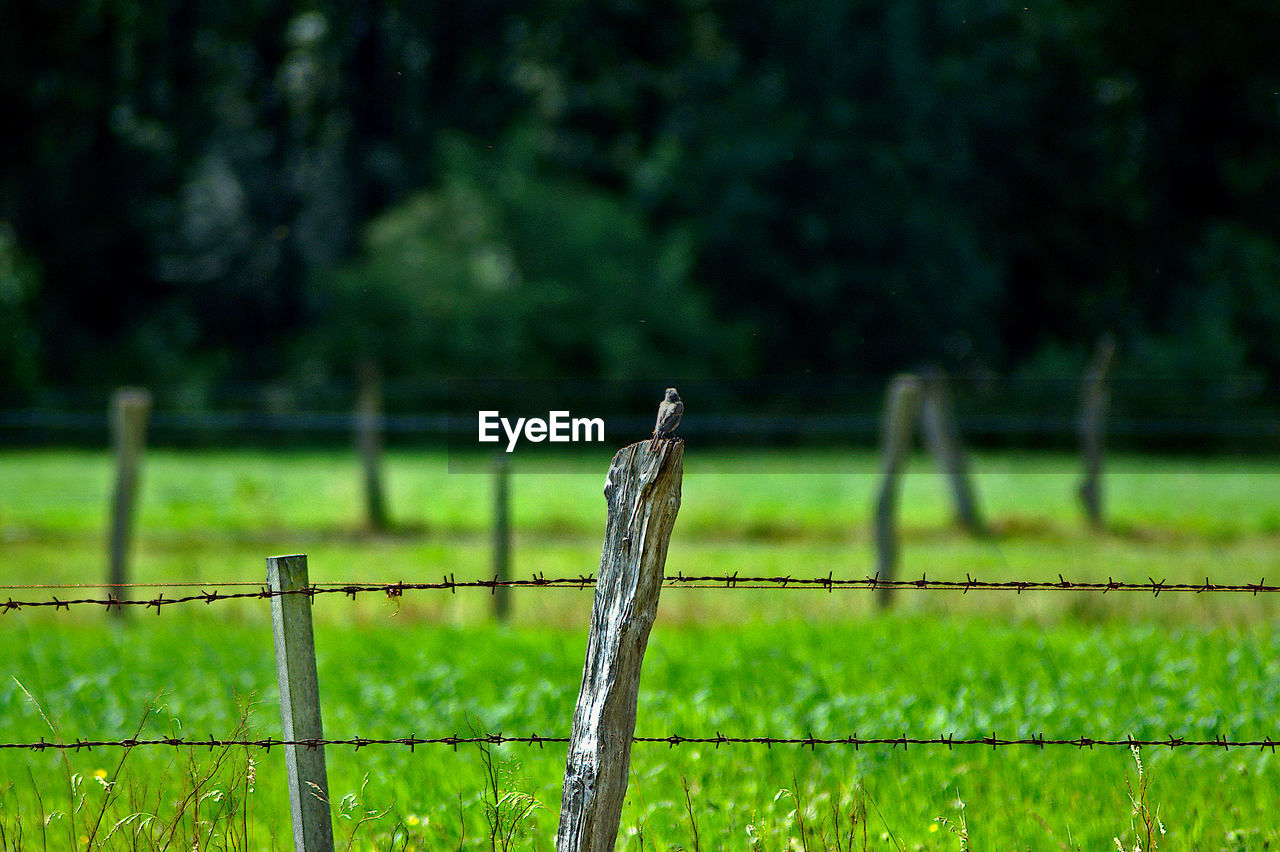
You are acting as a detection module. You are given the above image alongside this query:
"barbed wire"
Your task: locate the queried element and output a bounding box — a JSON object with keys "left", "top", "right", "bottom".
{"left": 0, "top": 581, "right": 267, "bottom": 589}
{"left": 3, "top": 572, "right": 1277, "bottom": 613}
{"left": 2, "top": 732, "right": 1277, "bottom": 753}
{"left": 664, "top": 573, "right": 1280, "bottom": 594}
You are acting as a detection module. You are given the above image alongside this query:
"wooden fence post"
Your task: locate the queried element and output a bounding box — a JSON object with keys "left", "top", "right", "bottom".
{"left": 1078, "top": 333, "right": 1115, "bottom": 529}
{"left": 556, "top": 439, "right": 684, "bottom": 852}
{"left": 107, "top": 387, "right": 151, "bottom": 611}
{"left": 492, "top": 453, "right": 511, "bottom": 620}
{"left": 873, "top": 374, "right": 923, "bottom": 609}
{"left": 356, "top": 360, "right": 389, "bottom": 531}
{"left": 919, "top": 368, "right": 983, "bottom": 533}
{"left": 268, "top": 554, "right": 335, "bottom": 852}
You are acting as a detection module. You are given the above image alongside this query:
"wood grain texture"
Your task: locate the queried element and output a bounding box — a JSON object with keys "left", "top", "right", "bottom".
{"left": 556, "top": 438, "right": 684, "bottom": 852}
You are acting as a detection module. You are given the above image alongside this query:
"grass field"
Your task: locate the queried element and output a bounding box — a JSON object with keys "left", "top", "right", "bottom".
{"left": 2, "top": 446, "right": 1279, "bottom": 849}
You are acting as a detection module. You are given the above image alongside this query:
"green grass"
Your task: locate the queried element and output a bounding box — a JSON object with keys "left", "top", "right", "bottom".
{"left": 5, "top": 617, "right": 1280, "bottom": 849}
{"left": 5, "top": 447, "right": 1280, "bottom": 540}
{"left": 2, "top": 447, "right": 1279, "bottom": 849}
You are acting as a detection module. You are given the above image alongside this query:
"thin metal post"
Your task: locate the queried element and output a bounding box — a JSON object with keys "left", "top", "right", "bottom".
{"left": 268, "top": 554, "right": 335, "bottom": 852}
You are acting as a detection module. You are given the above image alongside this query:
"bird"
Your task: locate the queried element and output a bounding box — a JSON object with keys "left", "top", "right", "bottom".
{"left": 651, "top": 388, "right": 684, "bottom": 448}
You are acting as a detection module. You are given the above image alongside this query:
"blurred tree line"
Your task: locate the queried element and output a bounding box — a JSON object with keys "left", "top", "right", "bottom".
{"left": 2, "top": 0, "right": 1278, "bottom": 408}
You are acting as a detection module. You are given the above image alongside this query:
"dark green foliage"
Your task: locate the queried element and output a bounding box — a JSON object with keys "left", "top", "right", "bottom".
{"left": 1, "top": 0, "right": 1277, "bottom": 401}
{"left": 0, "top": 224, "right": 41, "bottom": 392}
{"left": 307, "top": 132, "right": 740, "bottom": 382}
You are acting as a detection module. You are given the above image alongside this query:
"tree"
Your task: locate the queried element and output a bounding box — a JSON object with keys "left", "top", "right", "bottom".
{"left": 0, "top": 223, "right": 41, "bottom": 394}
{"left": 307, "top": 132, "right": 741, "bottom": 384}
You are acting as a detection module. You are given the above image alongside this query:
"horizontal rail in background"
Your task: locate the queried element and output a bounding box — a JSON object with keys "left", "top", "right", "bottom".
{"left": 1, "top": 733, "right": 1277, "bottom": 752}
{"left": 3, "top": 408, "right": 1278, "bottom": 441}
{"left": 4, "top": 573, "right": 1279, "bottom": 613}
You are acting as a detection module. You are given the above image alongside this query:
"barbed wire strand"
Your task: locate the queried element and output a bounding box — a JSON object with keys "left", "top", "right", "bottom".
{"left": 2, "top": 572, "right": 1276, "bottom": 613}
{"left": 1, "top": 732, "right": 1276, "bottom": 753}
{"left": 0, "top": 581, "right": 268, "bottom": 590}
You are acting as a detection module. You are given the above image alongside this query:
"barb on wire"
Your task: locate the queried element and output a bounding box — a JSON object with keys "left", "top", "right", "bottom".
{"left": 1, "top": 732, "right": 1276, "bottom": 752}
{"left": 3, "top": 572, "right": 1276, "bottom": 613}
{"left": 664, "top": 573, "right": 1279, "bottom": 595}
{"left": 0, "top": 574, "right": 597, "bottom": 613}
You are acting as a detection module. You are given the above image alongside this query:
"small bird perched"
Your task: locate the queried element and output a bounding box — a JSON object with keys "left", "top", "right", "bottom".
{"left": 651, "top": 387, "right": 684, "bottom": 447}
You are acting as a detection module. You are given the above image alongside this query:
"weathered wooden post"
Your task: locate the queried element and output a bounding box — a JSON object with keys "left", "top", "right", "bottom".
{"left": 556, "top": 438, "right": 684, "bottom": 852}
{"left": 1078, "top": 333, "right": 1115, "bottom": 529}
{"left": 492, "top": 452, "right": 511, "bottom": 620}
{"left": 355, "top": 360, "right": 389, "bottom": 531}
{"left": 919, "top": 368, "right": 983, "bottom": 533}
{"left": 873, "top": 374, "right": 923, "bottom": 609}
{"left": 268, "top": 554, "right": 335, "bottom": 852}
{"left": 106, "top": 387, "right": 151, "bottom": 610}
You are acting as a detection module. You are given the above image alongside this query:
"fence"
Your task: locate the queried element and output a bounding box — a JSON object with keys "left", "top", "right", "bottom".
{"left": 5, "top": 431, "right": 1279, "bottom": 850}
{"left": 4, "top": 370, "right": 1278, "bottom": 444}
{"left": 7, "top": 733, "right": 1279, "bottom": 753}
{"left": 6, "top": 573, "right": 1280, "bottom": 838}
{"left": 6, "top": 572, "right": 1280, "bottom": 845}
{"left": 6, "top": 573, "right": 1280, "bottom": 613}
{"left": 19, "top": 365, "right": 1280, "bottom": 615}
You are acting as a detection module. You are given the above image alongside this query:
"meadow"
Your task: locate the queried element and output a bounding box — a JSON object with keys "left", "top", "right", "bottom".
{"left": 2, "top": 446, "right": 1279, "bottom": 850}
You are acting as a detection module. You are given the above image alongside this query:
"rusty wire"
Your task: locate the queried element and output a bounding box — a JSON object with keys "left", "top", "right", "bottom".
{"left": 664, "top": 573, "right": 1280, "bottom": 595}
{"left": 1, "top": 572, "right": 1277, "bottom": 613}
{"left": 1, "top": 732, "right": 1277, "bottom": 752}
